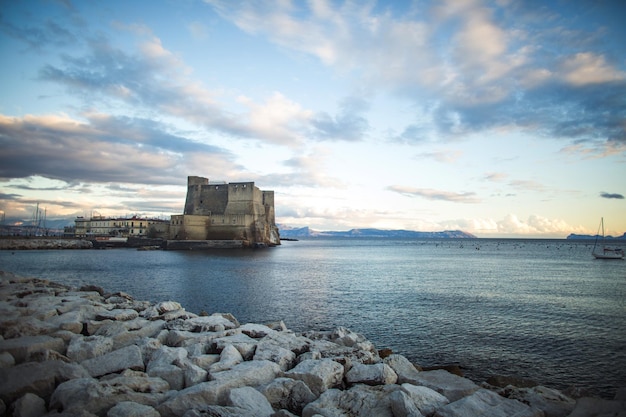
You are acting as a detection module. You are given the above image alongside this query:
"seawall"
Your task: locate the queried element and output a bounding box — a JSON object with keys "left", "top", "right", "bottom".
{"left": 0, "top": 271, "right": 623, "bottom": 416}
{"left": 0, "top": 238, "right": 92, "bottom": 250}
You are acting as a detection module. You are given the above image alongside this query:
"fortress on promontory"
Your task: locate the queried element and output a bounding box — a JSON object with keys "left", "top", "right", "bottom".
{"left": 168, "top": 176, "right": 280, "bottom": 247}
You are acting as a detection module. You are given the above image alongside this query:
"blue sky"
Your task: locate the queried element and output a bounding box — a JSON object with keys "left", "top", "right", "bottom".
{"left": 1, "top": 0, "right": 624, "bottom": 237}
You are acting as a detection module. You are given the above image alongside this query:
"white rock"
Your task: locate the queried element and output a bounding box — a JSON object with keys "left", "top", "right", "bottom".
{"left": 388, "top": 389, "right": 425, "bottom": 417}
{"left": 412, "top": 369, "right": 479, "bottom": 402}
{"left": 81, "top": 344, "right": 144, "bottom": 377}
{"left": 239, "top": 323, "right": 275, "bottom": 339}
{"left": 213, "top": 333, "right": 258, "bottom": 360}
{"left": 96, "top": 308, "right": 139, "bottom": 321}
{"left": 346, "top": 363, "right": 398, "bottom": 386}
{"left": 156, "top": 380, "right": 233, "bottom": 417}
{"left": 259, "top": 377, "right": 317, "bottom": 415}
{"left": 401, "top": 383, "right": 449, "bottom": 416}
{"left": 209, "top": 344, "right": 243, "bottom": 373}
{"left": 10, "top": 392, "right": 46, "bottom": 417}
{"left": 284, "top": 358, "right": 345, "bottom": 397}
{"left": 107, "top": 401, "right": 160, "bottom": 417}
{"left": 503, "top": 385, "right": 575, "bottom": 417}
{"left": 66, "top": 335, "right": 114, "bottom": 363}
{"left": 0, "top": 335, "right": 66, "bottom": 363}
{"left": 434, "top": 389, "right": 542, "bottom": 417}
{"left": 226, "top": 386, "right": 274, "bottom": 416}
{"left": 384, "top": 354, "right": 421, "bottom": 384}
{"left": 253, "top": 341, "right": 296, "bottom": 371}
{"left": 303, "top": 384, "right": 402, "bottom": 417}
{"left": 567, "top": 396, "right": 626, "bottom": 417}
{"left": 210, "top": 360, "right": 282, "bottom": 388}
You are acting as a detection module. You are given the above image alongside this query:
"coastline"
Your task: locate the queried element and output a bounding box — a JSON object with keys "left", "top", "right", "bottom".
{"left": 0, "top": 271, "right": 624, "bottom": 416}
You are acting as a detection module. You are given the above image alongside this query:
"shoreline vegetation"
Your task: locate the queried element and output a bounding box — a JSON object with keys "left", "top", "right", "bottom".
{"left": 1, "top": 271, "right": 624, "bottom": 416}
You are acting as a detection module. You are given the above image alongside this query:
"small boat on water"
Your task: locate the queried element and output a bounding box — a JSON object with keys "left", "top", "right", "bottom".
{"left": 592, "top": 218, "right": 624, "bottom": 259}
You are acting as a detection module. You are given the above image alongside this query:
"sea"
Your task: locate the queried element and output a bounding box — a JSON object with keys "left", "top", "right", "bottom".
{"left": 1, "top": 238, "right": 625, "bottom": 398}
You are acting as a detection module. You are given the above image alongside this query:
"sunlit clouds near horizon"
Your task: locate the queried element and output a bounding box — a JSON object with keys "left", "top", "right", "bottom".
{"left": 1, "top": 0, "right": 624, "bottom": 237}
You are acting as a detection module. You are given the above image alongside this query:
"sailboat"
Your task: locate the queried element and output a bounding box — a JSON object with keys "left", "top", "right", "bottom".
{"left": 592, "top": 218, "right": 624, "bottom": 259}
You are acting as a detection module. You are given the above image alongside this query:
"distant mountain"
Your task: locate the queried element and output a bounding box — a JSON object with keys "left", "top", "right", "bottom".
{"left": 566, "top": 233, "right": 626, "bottom": 240}
{"left": 278, "top": 226, "right": 476, "bottom": 239}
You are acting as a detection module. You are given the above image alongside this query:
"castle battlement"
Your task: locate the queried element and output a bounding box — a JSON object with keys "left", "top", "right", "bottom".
{"left": 169, "top": 176, "right": 280, "bottom": 246}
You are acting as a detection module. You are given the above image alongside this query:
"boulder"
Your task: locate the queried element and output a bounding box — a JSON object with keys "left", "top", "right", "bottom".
{"left": 106, "top": 401, "right": 160, "bottom": 417}
{"left": 156, "top": 380, "right": 233, "bottom": 417}
{"left": 66, "top": 335, "right": 114, "bottom": 363}
{"left": 0, "top": 335, "right": 66, "bottom": 363}
{"left": 412, "top": 369, "right": 479, "bottom": 402}
{"left": 259, "top": 377, "right": 316, "bottom": 415}
{"left": 210, "top": 360, "right": 282, "bottom": 388}
{"left": 283, "top": 358, "right": 345, "bottom": 397}
{"left": 400, "top": 383, "right": 449, "bottom": 416}
{"left": 345, "top": 363, "right": 398, "bottom": 386}
{"left": 239, "top": 323, "right": 275, "bottom": 339}
{"left": 212, "top": 333, "right": 258, "bottom": 360}
{"left": 253, "top": 341, "right": 296, "bottom": 371}
{"left": 225, "top": 386, "right": 274, "bottom": 416}
{"left": 209, "top": 344, "right": 243, "bottom": 373}
{"left": 434, "top": 388, "right": 543, "bottom": 417}
{"left": 10, "top": 392, "right": 46, "bottom": 417}
{"left": 384, "top": 354, "right": 421, "bottom": 384}
{"left": 388, "top": 389, "right": 425, "bottom": 417}
{"left": 262, "top": 331, "right": 311, "bottom": 355}
{"left": 302, "top": 384, "right": 403, "bottom": 417}
{"left": 81, "top": 344, "right": 144, "bottom": 377}
{"left": 0, "top": 360, "right": 89, "bottom": 404}
{"left": 502, "top": 385, "right": 576, "bottom": 417}
{"left": 96, "top": 309, "right": 139, "bottom": 322}
{"left": 49, "top": 376, "right": 167, "bottom": 417}
{"left": 567, "top": 396, "right": 626, "bottom": 417}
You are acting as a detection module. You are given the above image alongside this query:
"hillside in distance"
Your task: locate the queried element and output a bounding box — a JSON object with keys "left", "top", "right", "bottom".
{"left": 278, "top": 226, "right": 476, "bottom": 239}
{"left": 566, "top": 232, "right": 626, "bottom": 240}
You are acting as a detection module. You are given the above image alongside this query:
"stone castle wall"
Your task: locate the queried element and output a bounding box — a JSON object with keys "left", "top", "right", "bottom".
{"left": 171, "top": 176, "right": 280, "bottom": 246}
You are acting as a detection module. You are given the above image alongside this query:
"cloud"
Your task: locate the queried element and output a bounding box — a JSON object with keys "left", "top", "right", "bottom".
{"left": 205, "top": 1, "right": 626, "bottom": 147}
{"left": 0, "top": 113, "right": 238, "bottom": 185}
{"left": 0, "top": 14, "right": 77, "bottom": 49}
{"left": 311, "top": 96, "right": 370, "bottom": 141}
{"left": 600, "top": 192, "right": 624, "bottom": 199}
{"left": 496, "top": 214, "right": 584, "bottom": 236}
{"left": 387, "top": 185, "right": 481, "bottom": 203}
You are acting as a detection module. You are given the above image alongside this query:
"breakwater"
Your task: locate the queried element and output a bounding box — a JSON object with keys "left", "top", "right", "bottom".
{"left": 0, "top": 238, "right": 93, "bottom": 250}
{"left": 0, "top": 271, "right": 624, "bottom": 416}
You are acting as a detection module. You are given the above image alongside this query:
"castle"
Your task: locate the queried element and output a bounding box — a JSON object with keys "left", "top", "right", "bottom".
{"left": 169, "top": 176, "right": 280, "bottom": 247}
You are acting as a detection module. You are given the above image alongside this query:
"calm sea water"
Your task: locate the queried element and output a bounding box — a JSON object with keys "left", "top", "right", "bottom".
{"left": 1, "top": 238, "right": 625, "bottom": 397}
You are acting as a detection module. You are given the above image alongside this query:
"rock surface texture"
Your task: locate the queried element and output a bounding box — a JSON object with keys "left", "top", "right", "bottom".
{"left": 0, "top": 270, "right": 623, "bottom": 417}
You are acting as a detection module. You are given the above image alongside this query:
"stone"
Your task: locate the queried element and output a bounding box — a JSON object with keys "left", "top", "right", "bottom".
{"left": 283, "top": 358, "right": 345, "bottom": 397}
{"left": 0, "top": 360, "right": 89, "bottom": 404}
{"left": 106, "top": 401, "right": 160, "bottom": 417}
{"left": 384, "top": 354, "right": 421, "bottom": 384}
{"left": 566, "top": 396, "right": 626, "bottom": 417}
{"left": 262, "top": 331, "right": 311, "bottom": 355}
{"left": 49, "top": 377, "right": 167, "bottom": 417}
{"left": 96, "top": 309, "right": 139, "bottom": 322}
{"left": 253, "top": 341, "right": 296, "bottom": 371}
{"left": 181, "top": 314, "right": 240, "bottom": 332}
{"left": 0, "top": 335, "right": 66, "bottom": 363}
{"left": 212, "top": 333, "right": 258, "bottom": 360}
{"left": 209, "top": 344, "right": 244, "bottom": 373}
{"left": 302, "top": 384, "right": 403, "bottom": 417}
{"left": 190, "top": 354, "right": 220, "bottom": 370}
{"left": 388, "top": 389, "right": 425, "bottom": 417}
{"left": 66, "top": 335, "right": 114, "bottom": 363}
{"left": 156, "top": 380, "right": 233, "bottom": 417}
{"left": 226, "top": 386, "right": 274, "bottom": 416}
{"left": 502, "top": 385, "right": 576, "bottom": 417}
{"left": 412, "top": 369, "right": 480, "bottom": 402}
{"left": 400, "top": 383, "right": 449, "bottom": 416}
{"left": 434, "top": 388, "right": 542, "bottom": 417}
{"left": 10, "top": 392, "right": 46, "bottom": 417}
{"left": 183, "top": 361, "right": 208, "bottom": 388}
{"left": 259, "top": 377, "right": 317, "bottom": 415}
{"left": 345, "top": 363, "right": 398, "bottom": 386}
{"left": 0, "top": 351, "right": 15, "bottom": 368}
{"left": 210, "top": 360, "right": 282, "bottom": 388}
{"left": 81, "top": 344, "right": 144, "bottom": 377}
{"left": 239, "top": 323, "right": 275, "bottom": 338}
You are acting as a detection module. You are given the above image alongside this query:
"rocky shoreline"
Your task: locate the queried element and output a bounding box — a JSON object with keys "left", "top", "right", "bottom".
{"left": 0, "top": 271, "right": 624, "bottom": 417}
{"left": 0, "top": 239, "right": 93, "bottom": 250}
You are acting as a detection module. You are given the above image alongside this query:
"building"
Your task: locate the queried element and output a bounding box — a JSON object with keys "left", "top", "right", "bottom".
{"left": 73, "top": 216, "right": 169, "bottom": 238}
{"left": 169, "top": 176, "right": 280, "bottom": 246}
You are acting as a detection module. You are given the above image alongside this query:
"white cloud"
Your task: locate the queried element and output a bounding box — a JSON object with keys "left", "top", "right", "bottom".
{"left": 561, "top": 52, "right": 626, "bottom": 86}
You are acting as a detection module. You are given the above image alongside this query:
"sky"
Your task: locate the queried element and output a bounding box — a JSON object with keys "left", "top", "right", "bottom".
{"left": 1, "top": 0, "right": 625, "bottom": 238}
